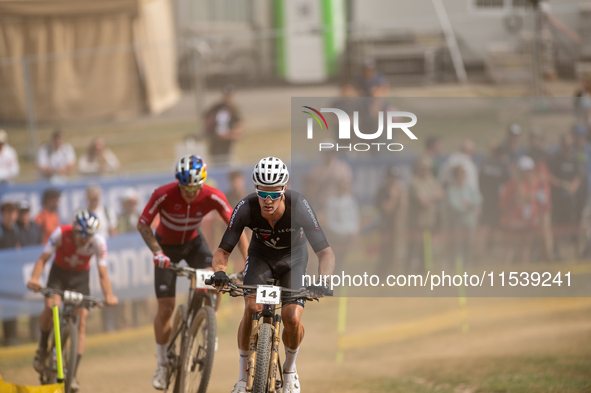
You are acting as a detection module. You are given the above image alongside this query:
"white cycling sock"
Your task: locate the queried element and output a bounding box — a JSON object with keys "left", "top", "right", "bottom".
{"left": 283, "top": 346, "right": 299, "bottom": 373}
{"left": 157, "top": 344, "right": 168, "bottom": 367}
{"left": 239, "top": 350, "right": 249, "bottom": 382}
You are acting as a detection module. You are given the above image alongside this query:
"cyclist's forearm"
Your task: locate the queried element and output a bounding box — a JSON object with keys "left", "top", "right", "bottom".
{"left": 316, "top": 247, "right": 336, "bottom": 277}
{"left": 98, "top": 265, "right": 115, "bottom": 297}
{"left": 137, "top": 223, "right": 162, "bottom": 253}
{"left": 212, "top": 248, "right": 230, "bottom": 272}
{"left": 30, "top": 253, "right": 51, "bottom": 280}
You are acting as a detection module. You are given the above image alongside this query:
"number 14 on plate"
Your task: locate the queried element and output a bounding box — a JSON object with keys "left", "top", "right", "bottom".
{"left": 256, "top": 285, "right": 282, "bottom": 305}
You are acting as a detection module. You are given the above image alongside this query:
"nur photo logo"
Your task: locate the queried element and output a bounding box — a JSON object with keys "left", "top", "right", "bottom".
{"left": 303, "top": 106, "right": 418, "bottom": 152}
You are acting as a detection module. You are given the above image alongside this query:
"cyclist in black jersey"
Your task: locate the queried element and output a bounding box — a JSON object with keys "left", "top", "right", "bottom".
{"left": 210, "top": 157, "right": 335, "bottom": 393}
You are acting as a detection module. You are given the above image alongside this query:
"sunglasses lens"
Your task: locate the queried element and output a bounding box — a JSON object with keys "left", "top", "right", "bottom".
{"left": 257, "top": 190, "right": 283, "bottom": 200}
{"left": 181, "top": 185, "right": 200, "bottom": 192}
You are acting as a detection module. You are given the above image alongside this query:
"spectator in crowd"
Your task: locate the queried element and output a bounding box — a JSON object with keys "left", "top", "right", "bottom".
{"left": 0, "top": 201, "right": 20, "bottom": 249}
{"left": 374, "top": 166, "right": 407, "bottom": 276}
{"left": 447, "top": 165, "right": 482, "bottom": 266}
{"left": 478, "top": 145, "right": 510, "bottom": 255}
{"left": 304, "top": 144, "right": 353, "bottom": 216}
{"left": 548, "top": 133, "right": 581, "bottom": 259}
{"left": 355, "top": 58, "right": 387, "bottom": 97}
{"left": 0, "top": 130, "right": 19, "bottom": 184}
{"left": 16, "top": 200, "right": 42, "bottom": 247}
{"left": 78, "top": 137, "right": 120, "bottom": 176}
{"left": 424, "top": 136, "right": 444, "bottom": 177}
{"left": 84, "top": 184, "right": 118, "bottom": 332}
{"left": 16, "top": 198, "right": 43, "bottom": 341}
{"left": 84, "top": 184, "right": 118, "bottom": 239}
{"left": 574, "top": 71, "right": 591, "bottom": 128}
{"left": 497, "top": 124, "right": 524, "bottom": 168}
{"left": 329, "top": 81, "right": 361, "bottom": 139}
{"left": 116, "top": 188, "right": 149, "bottom": 328}
{"left": 325, "top": 177, "right": 360, "bottom": 277}
{"left": 572, "top": 124, "right": 591, "bottom": 223}
{"left": 500, "top": 156, "right": 541, "bottom": 264}
{"left": 36, "top": 129, "right": 76, "bottom": 182}
{"left": 408, "top": 158, "right": 445, "bottom": 273}
{"left": 204, "top": 84, "right": 243, "bottom": 164}
{"left": 225, "top": 170, "right": 248, "bottom": 209}
{"left": 530, "top": 148, "right": 553, "bottom": 261}
{"left": 0, "top": 201, "right": 20, "bottom": 345}
{"left": 438, "top": 139, "right": 478, "bottom": 189}
{"left": 35, "top": 188, "right": 61, "bottom": 244}
{"left": 117, "top": 188, "right": 140, "bottom": 234}
{"left": 527, "top": 128, "right": 549, "bottom": 164}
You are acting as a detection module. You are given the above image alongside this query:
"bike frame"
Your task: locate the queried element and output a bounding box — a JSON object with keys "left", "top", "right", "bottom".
{"left": 37, "top": 288, "right": 102, "bottom": 391}
{"left": 245, "top": 279, "right": 284, "bottom": 393}
{"left": 166, "top": 265, "right": 216, "bottom": 386}
{"left": 246, "top": 302, "right": 283, "bottom": 393}
{"left": 219, "top": 278, "right": 331, "bottom": 393}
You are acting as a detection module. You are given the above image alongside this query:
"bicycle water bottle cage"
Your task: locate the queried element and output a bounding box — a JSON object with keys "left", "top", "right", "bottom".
{"left": 63, "top": 290, "right": 84, "bottom": 306}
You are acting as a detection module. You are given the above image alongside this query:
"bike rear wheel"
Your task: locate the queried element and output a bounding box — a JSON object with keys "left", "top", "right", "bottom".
{"left": 252, "top": 323, "right": 273, "bottom": 393}
{"left": 180, "top": 305, "right": 216, "bottom": 393}
{"left": 167, "top": 305, "right": 186, "bottom": 393}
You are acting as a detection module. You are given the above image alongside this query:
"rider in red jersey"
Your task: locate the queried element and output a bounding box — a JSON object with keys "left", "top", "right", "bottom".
{"left": 137, "top": 154, "right": 248, "bottom": 390}
{"left": 27, "top": 210, "right": 118, "bottom": 392}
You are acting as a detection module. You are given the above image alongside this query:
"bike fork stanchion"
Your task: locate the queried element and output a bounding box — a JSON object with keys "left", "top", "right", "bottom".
{"left": 268, "top": 315, "right": 282, "bottom": 393}
{"left": 246, "top": 314, "right": 260, "bottom": 391}
{"left": 52, "top": 305, "right": 65, "bottom": 386}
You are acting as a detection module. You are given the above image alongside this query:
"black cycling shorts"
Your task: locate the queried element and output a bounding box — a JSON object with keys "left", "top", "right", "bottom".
{"left": 243, "top": 245, "right": 308, "bottom": 307}
{"left": 46, "top": 264, "right": 91, "bottom": 309}
{"left": 154, "top": 231, "right": 213, "bottom": 299}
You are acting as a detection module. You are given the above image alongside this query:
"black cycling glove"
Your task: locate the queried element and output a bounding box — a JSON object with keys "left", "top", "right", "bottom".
{"left": 211, "top": 270, "right": 230, "bottom": 287}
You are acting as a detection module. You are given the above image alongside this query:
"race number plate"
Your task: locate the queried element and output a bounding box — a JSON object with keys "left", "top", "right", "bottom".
{"left": 195, "top": 269, "right": 214, "bottom": 289}
{"left": 255, "top": 285, "right": 282, "bottom": 305}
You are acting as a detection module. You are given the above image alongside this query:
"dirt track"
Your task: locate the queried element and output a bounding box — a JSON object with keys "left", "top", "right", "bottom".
{"left": 2, "top": 295, "right": 591, "bottom": 393}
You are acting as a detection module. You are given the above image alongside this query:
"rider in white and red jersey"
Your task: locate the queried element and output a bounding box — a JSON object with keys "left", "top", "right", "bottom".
{"left": 139, "top": 179, "right": 236, "bottom": 245}
{"left": 27, "top": 210, "right": 118, "bottom": 392}
{"left": 137, "top": 154, "right": 248, "bottom": 390}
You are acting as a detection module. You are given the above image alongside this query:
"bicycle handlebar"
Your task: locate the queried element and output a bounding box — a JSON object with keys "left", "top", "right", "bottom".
{"left": 38, "top": 287, "right": 104, "bottom": 308}
{"left": 214, "top": 281, "right": 333, "bottom": 300}
{"left": 167, "top": 263, "right": 198, "bottom": 277}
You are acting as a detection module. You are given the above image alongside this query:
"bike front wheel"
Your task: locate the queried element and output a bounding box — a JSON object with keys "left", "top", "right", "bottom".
{"left": 252, "top": 323, "right": 273, "bottom": 393}
{"left": 63, "top": 319, "right": 79, "bottom": 393}
{"left": 167, "top": 305, "right": 187, "bottom": 393}
{"left": 180, "top": 305, "right": 216, "bottom": 393}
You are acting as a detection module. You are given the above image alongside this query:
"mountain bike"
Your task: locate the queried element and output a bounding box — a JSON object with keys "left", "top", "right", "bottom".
{"left": 165, "top": 264, "right": 217, "bottom": 393}
{"left": 210, "top": 278, "right": 332, "bottom": 393}
{"left": 37, "top": 287, "right": 103, "bottom": 393}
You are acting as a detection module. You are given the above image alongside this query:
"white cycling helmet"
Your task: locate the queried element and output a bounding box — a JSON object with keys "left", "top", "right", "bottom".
{"left": 252, "top": 157, "right": 289, "bottom": 187}
{"left": 175, "top": 155, "right": 207, "bottom": 187}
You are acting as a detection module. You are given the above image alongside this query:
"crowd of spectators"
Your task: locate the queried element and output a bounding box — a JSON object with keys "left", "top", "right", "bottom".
{"left": 302, "top": 119, "right": 591, "bottom": 278}
{"left": 398, "top": 122, "right": 591, "bottom": 273}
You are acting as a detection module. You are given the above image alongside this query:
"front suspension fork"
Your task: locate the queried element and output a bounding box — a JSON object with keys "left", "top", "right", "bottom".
{"left": 268, "top": 315, "right": 282, "bottom": 393}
